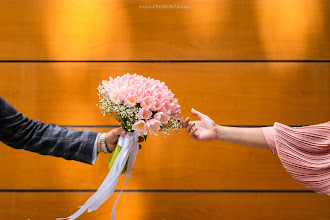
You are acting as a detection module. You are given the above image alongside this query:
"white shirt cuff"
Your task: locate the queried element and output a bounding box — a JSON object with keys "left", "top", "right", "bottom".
{"left": 91, "top": 133, "right": 100, "bottom": 165}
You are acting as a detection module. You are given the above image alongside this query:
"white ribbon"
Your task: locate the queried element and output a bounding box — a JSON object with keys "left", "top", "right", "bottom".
{"left": 58, "top": 131, "right": 142, "bottom": 220}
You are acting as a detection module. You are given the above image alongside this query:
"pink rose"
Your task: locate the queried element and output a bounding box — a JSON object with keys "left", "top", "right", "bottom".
{"left": 139, "top": 108, "right": 152, "bottom": 119}
{"left": 132, "top": 120, "right": 148, "bottom": 135}
{"left": 146, "top": 119, "right": 161, "bottom": 136}
{"left": 153, "top": 112, "right": 170, "bottom": 124}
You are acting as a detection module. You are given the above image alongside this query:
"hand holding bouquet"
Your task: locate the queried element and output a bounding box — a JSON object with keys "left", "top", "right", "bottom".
{"left": 60, "top": 73, "right": 182, "bottom": 220}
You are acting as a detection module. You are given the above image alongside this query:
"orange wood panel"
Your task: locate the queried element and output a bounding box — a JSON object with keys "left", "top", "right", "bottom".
{"left": 0, "top": 62, "right": 329, "bottom": 126}
{"left": 0, "top": 0, "right": 329, "bottom": 60}
{"left": 0, "top": 192, "right": 329, "bottom": 219}
{"left": 0, "top": 127, "right": 307, "bottom": 190}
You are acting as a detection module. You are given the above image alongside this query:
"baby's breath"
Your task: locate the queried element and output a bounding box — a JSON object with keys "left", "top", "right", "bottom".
{"left": 98, "top": 85, "right": 141, "bottom": 131}
{"left": 159, "top": 115, "right": 183, "bottom": 137}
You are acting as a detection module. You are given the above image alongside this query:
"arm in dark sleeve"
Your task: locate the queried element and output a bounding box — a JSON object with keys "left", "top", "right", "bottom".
{"left": 0, "top": 97, "right": 98, "bottom": 164}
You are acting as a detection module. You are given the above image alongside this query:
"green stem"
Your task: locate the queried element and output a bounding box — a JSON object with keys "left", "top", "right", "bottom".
{"left": 108, "top": 144, "right": 128, "bottom": 174}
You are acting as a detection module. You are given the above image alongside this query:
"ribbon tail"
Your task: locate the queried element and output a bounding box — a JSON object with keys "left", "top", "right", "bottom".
{"left": 111, "top": 135, "right": 140, "bottom": 220}
{"left": 58, "top": 139, "right": 130, "bottom": 219}
{"left": 58, "top": 168, "right": 122, "bottom": 220}
{"left": 87, "top": 178, "right": 119, "bottom": 212}
{"left": 57, "top": 132, "right": 142, "bottom": 220}
{"left": 88, "top": 147, "right": 132, "bottom": 212}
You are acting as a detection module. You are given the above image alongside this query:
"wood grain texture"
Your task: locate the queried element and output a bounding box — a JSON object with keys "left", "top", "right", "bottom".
{"left": 0, "top": 127, "right": 309, "bottom": 190}
{"left": 0, "top": 62, "right": 329, "bottom": 126}
{"left": 0, "top": 0, "right": 329, "bottom": 60}
{"left": 0, "top": 192, "right": 329, "bottom": 219}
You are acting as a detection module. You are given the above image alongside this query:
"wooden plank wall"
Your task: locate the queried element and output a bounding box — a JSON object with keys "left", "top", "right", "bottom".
{"left": 0, "top": 0, "right": 329, "bottom": 219}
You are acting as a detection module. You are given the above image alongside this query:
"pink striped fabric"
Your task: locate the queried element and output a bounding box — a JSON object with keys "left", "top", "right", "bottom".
{"left": 262, "top": 122, "right": 330, "bottom": 196}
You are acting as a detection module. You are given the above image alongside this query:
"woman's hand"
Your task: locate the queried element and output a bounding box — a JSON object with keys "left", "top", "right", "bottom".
{"left": 183, "top": 109, "right": 269, "bottom": 149}
{"left": 182, "top": 108, "right": 218, "bottom": 141}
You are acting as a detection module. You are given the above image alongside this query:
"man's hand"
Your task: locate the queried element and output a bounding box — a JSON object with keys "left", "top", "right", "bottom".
{"left": 98, "top": 128, "right": 145, "bottom": 153}
{"left": 182, "top": 108, "right": 218, "bottom": 141}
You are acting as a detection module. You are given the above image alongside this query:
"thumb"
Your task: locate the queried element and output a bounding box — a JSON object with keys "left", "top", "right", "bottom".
{"left": 191, "top": 108, "right": 205, "bottom": 120}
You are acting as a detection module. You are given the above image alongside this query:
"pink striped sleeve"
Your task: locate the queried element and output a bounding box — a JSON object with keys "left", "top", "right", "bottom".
{"left": 273, "top": 121, "right": 330, "bottom": 196}
{"left": 262, "top": 126, "right": 276, "bottom": 153}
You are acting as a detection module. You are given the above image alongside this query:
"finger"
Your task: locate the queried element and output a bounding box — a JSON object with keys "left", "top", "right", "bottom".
{"left": 191, "top": 108, "right": 206, "bottom": 120}
{"left": 189, "top": 126, "right": 198, "bottom": 139}
{"left": 105, "top": 128, "right": 125, "bottom": 144}
{"left": 110, "top": 127, "right": 126, "bottom": 137}
{"left": 192, "top": 126, "right": 199, "bottom": 139}
{"left": 182, "top": 117, "right": 190, "bottom": 128}
{"left": 119, "top": 128, "right": 127, "bottom": 136}
{"left": 181, "top": 117, "right": 190, "bottom": 128}
{"left": 138, "top": 136, "right": 145, "bottom": 142}
{"left": 185, "top": 121, "right": 195, "bottom": 133}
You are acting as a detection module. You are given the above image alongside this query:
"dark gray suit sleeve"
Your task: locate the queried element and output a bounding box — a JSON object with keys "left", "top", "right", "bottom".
{"left": 0, "top": 97, "right": 98, "bottom": 164}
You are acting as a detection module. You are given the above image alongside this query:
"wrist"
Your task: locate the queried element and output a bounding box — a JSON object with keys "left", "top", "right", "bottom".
{"left": 99, "top": 132, "right": 112, "bottom": 154}
{"left": 97, "top": 134, "right": 102, "bottom": 153}
{"left": 215, "top": 125, "right": 223, "bottom": 141}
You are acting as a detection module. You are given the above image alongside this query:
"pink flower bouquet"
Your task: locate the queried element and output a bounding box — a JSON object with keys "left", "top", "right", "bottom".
{"left": 61, "top": 73, "right": 182, "bottom": 220}
{"left": 99, "top": 73, "right": 182, "bottom": 173}
{"left": 99, "top": 73, "right": 182, "bottom": 135}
